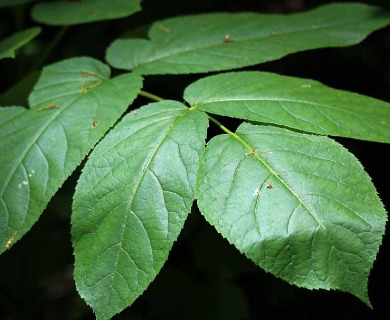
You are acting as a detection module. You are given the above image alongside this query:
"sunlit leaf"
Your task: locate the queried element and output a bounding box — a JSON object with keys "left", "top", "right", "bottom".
{"left": 106, "top": 3, "right": 390, "bottom": 74}
{"left": 0, "top": 57, "right": 143, "bottom": 254}
{"left": 184, "top": 71, "right": 390, "bottom": 143}
{"left": 72, "top": 101, "right": 208, "bottom": 319}
{"left": 31, "top": 0, "right": 142, "bottom": 26}
{"left": 197, "top": 122, "right": 387, "bottom": 306}
{"left": 0, "top": 27, "right": 41, "bottom": 60}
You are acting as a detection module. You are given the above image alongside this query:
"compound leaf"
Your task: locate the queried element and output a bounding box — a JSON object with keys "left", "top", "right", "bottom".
{"left": 72, "top": 101, "right": 208, "bottom": 319}
{"left": 0, "top": 57, "right": 142, "bottom": 254}
{"left": 31, "top": 0, "right": 142, "bottom": 26}
{"left": 196, "top": 122, "right": 387, "bottom": 306}
{"left": 0, "top": 27, "right": 41, "bottom": 60}
{"left": 106, "top": 3, "right": 390, "bottom": 74}
{"left": 184, "top": 71, "right": 390, "bottom": 143}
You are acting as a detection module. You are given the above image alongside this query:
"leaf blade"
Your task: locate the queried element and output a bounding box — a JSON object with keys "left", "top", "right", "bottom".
{"left": 196, "top": 123, "right": 387, "bottom": 305}
{"left": 0, "top": 57, "right": 143, "bottom": 254}
{"left": 106, "top": 3, "right": 390, "bottom": 74}
{"left": 0, "top": 27, "right": 41, "bottom": 60}
{"left": 72, "top": 101, "right": 208, "bottom": 319}
{"left": 184, "top": 71, "right": 390, "bottom": 143}
{"left": 31, "top": 0, "right": 142, "bottom": 26}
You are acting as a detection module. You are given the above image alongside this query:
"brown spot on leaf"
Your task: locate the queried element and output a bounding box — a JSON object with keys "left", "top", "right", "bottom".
{"left": 159, "top": 24, "right": 170, "bottom": 32}
{"left": 5, "top": 231, "right": 17, "bottom": 250}
{"left": 36, "top": 104, "right": 57, "bottom": 112}
{"left": 245, "top": 149, "right": 257, "bottom": 156}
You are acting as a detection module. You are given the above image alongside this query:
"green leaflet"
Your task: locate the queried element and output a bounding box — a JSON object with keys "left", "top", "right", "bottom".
{"left": 184, "top": 71, "right": 390, "bottom": 143}
{"left": 31, "top": 0, "right": 142, "bottom": 26}
{"left": 106, "top": 3, "right": 390, "bottom": 75}
{"left": 0, "top": 57, "right": 142, "bottom": 255}
{"left": 72, "top": 101, "right": 208, "bottom": 320}
{"left": 196, "top": 122, "right": 387, "bottom": 306}
{"left": 0, "top": 27, "right": 41, "bottom": 60}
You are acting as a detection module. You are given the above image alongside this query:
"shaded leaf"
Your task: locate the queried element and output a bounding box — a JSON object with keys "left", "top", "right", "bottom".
{"left": 0, "top": 57, "right": 143, "bottom": 254}
{"left": 184, "top": 71, "right": 390, "bottom": 143}
{"left": 196, "top": 122, "right": 387, "bottom": 306}
{"left": 72, "top": 101, "right": 208, "bottom": 319}
{"left": 0, "top": 71, "right": 41, "bottom": 106}
{"left": 31, "top": 0, "right": 142, "bottom": 26}
{"left": 106, "top": 3, "right": 390, "bottom": 75}
{"left": 0, "top": 27, "right": 41, "bottom": 60}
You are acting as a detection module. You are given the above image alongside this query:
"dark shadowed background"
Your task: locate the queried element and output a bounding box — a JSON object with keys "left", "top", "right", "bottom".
{"left": 0, "top": 0, "right": 389, "bottom": 319}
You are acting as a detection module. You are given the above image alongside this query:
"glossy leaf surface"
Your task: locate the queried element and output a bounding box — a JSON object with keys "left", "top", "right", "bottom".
{"left": 185, "top": 71, "right": 390, "bottom": 143}
{"left": 106, "top": 3, "right": 390, "bottom": 74}
{"left": 197, "top": 122, "right": 387, "bottom": 305}
{"left": 72, "top": 101, "right": 208, "bottom": 319}
{"left": 0, "top": 57, "right": 142, "bottom": 254}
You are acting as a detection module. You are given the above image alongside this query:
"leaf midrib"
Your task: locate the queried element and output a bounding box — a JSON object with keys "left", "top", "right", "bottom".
{"left": 230, "top": 131, "right": 326, "bottom": 229}
{"left": 106, "top": 107, "right": 190, "bottom": 305}
{"left": 196, "top": 97, "right": 375, "bottom": 125}
{"left": 135, "top": 18, "right": 376, "bottom": 68}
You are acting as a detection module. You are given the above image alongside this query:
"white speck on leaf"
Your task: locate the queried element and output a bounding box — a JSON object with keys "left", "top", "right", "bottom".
{"left": 253, "top": 188, "right": 260, "bottom": 196}
{"left": 19, "top": 180, "right": 28, "bottom": 189}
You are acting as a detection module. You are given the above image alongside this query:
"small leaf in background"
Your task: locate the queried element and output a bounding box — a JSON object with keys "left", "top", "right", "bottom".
{"left": 0, "top": 71, "right": 41, "bottom": 106}
{"left": 0, "top": 57, "right": 143, "bottom": 255}
{"left": 0, "top": 27, "right": 41, "bottom": 60}
{"left": 72, "top": 101, "right": 208, "bottom": 319}
{"left": 196, "top": 122, "right": 387, "bottom": 306}
{"left": 106, "top": 3, "right": 390, "bottom": 75}
{"left": 31, "top": 0, "right": 142, "bottom": 26}
{"left": 184, "top": 71, "right": 390, "bottom": 144}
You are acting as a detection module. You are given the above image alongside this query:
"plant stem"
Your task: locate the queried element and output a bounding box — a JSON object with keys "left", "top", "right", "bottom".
{"left": 138, "top": 92, "right": 252, "bottom": 150}
{"left": 32, "top": 26, "right": 69, "bottom": 71}
{"left": 139, "top": 90, "right": 164, "bottom": 102}
{"left": 208, "top": 115, "right": 252, "bottom": 150}
{"left": 208, "top": 115, "right": 234, "bottom": 135}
